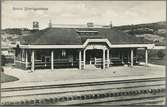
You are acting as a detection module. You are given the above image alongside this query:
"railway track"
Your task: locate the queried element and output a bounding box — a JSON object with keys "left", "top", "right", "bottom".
{"left": 2, "top": 77, "right": 165, "bottom": 92}
{"left": 1, "top": 77, "right": 165, "bottom": 105}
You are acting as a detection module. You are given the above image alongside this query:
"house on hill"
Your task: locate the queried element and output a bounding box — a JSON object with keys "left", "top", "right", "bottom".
{"left": 12, "top": 22, "right": 154, "bottom": 71}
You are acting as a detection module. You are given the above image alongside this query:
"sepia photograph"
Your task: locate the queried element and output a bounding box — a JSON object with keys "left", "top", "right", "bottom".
{"left": 1, "top": 0, "right": 166, "bottom": 105}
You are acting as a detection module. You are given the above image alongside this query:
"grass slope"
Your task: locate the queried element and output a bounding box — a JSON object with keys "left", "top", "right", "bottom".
{"left": 1, "top": 72, "right": 19, "bottom": 83}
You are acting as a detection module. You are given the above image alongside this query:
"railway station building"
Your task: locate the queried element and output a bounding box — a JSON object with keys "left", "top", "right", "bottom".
{"left": 12, "top": 23, "right": 154, "bottom": 71}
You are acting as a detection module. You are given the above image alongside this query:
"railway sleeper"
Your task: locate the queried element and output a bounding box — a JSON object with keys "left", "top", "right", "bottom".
{"left": 2, "top": 88, "right": 165, "bottom": 105}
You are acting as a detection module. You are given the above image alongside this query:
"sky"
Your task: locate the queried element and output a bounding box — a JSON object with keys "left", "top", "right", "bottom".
{"left": 2, "top": 1, "right": 166, "bottom": 29}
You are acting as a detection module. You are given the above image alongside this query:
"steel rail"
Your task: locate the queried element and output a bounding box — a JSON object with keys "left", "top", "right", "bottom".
{"left": 2, "top": 77, "right": 165, "bottom": 92}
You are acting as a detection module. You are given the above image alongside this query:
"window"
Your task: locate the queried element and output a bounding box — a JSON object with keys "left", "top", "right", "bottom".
{"left": 62, "top": 50, "right": 66, "bottom": 57}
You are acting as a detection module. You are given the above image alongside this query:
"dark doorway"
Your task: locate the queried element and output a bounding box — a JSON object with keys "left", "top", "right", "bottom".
{"left": 85, "top": 49, "right": 103, "bottom": 64}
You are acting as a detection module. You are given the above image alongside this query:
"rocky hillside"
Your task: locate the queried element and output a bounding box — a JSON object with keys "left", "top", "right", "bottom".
{"left": 113, "top": 21, "right": 166, "bottom": 46}
{"left": 1, "top": 28, "right": 33, "bottom": 48}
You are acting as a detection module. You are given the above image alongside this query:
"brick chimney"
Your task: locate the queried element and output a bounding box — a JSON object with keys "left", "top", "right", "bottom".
{"left": 33, "top": 21, "right": 39, "bottom": 30}
{"left": 109, "top": 21, "right": 113, "bottom": 28}
{"left": 48, "top": 20, "right": 52, "bottom": 28}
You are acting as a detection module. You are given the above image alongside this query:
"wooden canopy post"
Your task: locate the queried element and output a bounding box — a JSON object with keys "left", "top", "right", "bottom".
{"left": 130, "top": 48, "right": 134, "bottom": 66}
{"left": 103, "top": 49, "right": 105, "bottom": 69}
{"left": 79, "top": 50, "right": 82, "bottom": 69}
{"left": 83, "top": 50, "right": 86, "bottom": 69}
{"left": 145, "top": 47, "right": 148, "bottom": 65}
{"left": 107, "top": 49, "right": 110, "bottom": 68}
{"left": 13, "top": 49, "right": 16, "bottom": 65}
{"left": 21, "top": 49, "right": 24, "bottom": 61}
{"left": 25, "top": 49, "right": 28, "bottom": 69}
{"left": 31, "top": 50, "right": 35, "bottom": 72}
{"left": 51, "top": 50, "right": 54, "bottom": 70}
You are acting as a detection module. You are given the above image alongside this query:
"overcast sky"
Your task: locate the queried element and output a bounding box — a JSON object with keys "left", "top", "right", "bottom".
{"left": 2, "top": 1, "right": 166, "bottom": 29}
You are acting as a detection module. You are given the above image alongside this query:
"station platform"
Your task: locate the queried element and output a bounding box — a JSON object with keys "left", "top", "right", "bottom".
{"left": 2, "top": 64, "right": 165, "bottom": 89}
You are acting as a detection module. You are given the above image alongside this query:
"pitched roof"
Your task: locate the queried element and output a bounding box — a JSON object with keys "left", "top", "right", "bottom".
{"left": 21, "top": 27, "right": 147, "bottom": 45}
{"left": 21, "top": 28, "right": 82, "bottom": 45}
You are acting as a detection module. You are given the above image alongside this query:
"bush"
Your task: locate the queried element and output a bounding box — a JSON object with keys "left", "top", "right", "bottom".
{"left": 1, "top": 73, "right": 19, "bottom": 83}
{"left": 157, "top": 50, "right": 165, "bottom": 59}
